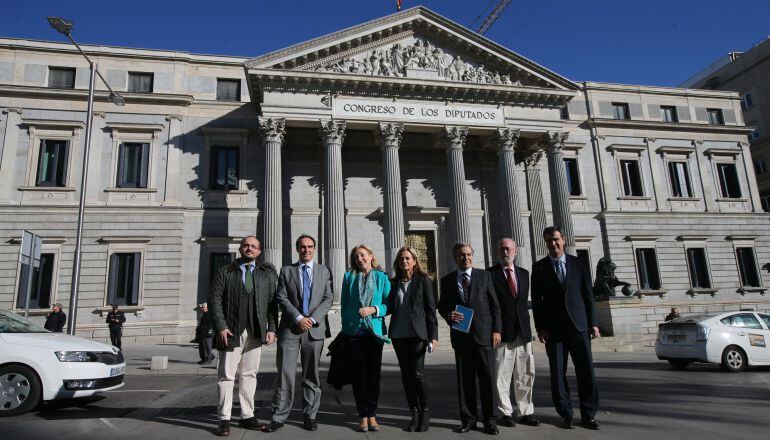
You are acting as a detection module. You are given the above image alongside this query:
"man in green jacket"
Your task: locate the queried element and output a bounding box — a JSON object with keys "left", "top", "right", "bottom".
{"left": 209, "top": 235, "right": 278, "bottom": 436}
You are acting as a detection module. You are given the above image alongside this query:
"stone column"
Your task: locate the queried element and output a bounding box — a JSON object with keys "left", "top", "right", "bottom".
{"left": 379, "top": 122, "right": 405, "bottom": 275}
{"left": 544, "top": 131, "right": 576, "bottom": 254}
{"left": 522, "top": 149, "right": 548, "bottom": 261}
{"left": 644, "top": 137, "right": 667, "bottom": 211}
{"left": 320, "top": 120, "right": 347, "bottom": 302}
{"left": 443, "top": 126, "right": 470, "bottom": 246}
{"left": 0, "top": 108, "right": 23, "bottom": 202}
{"left": 259, "top": 117, "right": 286, "bottom": 269}
{"left": 739, "top": 141, "right": 762, "bottom": 212}
{"left": 494, "top": 128, "right": 527, "bottom": 266}
{"left": 162, "top": 114, "right": 183, "bottom": 206}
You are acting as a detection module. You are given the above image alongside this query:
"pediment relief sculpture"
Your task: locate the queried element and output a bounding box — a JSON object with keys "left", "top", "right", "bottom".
{"left": 308, "top": 37, "right": 523, "bottom": 86}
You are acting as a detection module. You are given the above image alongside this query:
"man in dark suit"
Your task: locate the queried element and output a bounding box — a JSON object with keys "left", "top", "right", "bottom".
{"left": 265, "top": 235, "right": 334, "bottom": 433}
{"left": 439, "top": 242, "right": 502, "bottom": 435}
{"left": 531, "top": 227, "right": 600, "bottom": 430}
{"left": 44, "top": 303, "right": 66, "bottom": 333}
{"left": 486, "top": 238, "right": 539, "bottom": 428}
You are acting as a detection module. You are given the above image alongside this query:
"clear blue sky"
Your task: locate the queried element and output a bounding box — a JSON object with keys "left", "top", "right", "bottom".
{"left": 2, "top": 0, "right": 768, "bottom": 87}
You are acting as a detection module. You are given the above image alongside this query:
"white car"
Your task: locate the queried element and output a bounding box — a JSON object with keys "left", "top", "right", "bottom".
{"left": 0, "top": 309, "right": 125, "bottom": 416}
{"left": 656, "top": 311, "right": 770, "bottom": 372}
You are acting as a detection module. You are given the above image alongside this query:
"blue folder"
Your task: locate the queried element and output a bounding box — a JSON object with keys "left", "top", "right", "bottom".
{"left": 451, "top": 305, "right": 474, "bottom": 333}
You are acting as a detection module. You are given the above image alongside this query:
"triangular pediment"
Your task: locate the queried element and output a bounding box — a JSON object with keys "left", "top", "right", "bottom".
{"left": 245, "top": 6, "right": 577, "bottom": 91}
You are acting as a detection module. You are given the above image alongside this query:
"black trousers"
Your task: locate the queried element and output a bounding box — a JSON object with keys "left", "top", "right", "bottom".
{"left": 453, "top": 336, "right": 497, "bottom": 427}
{"left": 392, "top": 337, "right": 429, "bottom": 410}
{"left": 198, "top": 335, "right": 213, "bottom": 362}
{"left": 545, "top": 331, "right": 598, "bottom": 420}
{"left": 110, "top": 328, "right": 122, "bottom": 350}
{"left": 346, "top": 334, "right": 383, "bottom": 418}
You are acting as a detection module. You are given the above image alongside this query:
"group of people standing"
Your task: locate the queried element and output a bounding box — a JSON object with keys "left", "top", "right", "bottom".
{"left": 43, "top": 302, "right": 125, "bottom": 350}
{"left": 207, "top": 226, "right": 600, "bottom": 437}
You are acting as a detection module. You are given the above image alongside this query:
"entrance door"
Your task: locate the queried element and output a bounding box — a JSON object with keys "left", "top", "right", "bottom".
{"left": 404, "top": 231, "right": 438, "bottom": 297}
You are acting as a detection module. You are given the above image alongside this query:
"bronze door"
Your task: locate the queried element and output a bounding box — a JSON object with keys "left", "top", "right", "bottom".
{"left": 404, "top": 231, "right": 438, "bottom": 298}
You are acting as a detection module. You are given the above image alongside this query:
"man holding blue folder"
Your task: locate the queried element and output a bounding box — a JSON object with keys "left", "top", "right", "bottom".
{"left": 439, "top": 242, "right": 502, "bottom": 435}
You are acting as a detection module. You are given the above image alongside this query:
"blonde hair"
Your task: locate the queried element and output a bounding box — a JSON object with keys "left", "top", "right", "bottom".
{"left": 348, "top": 244, "right": 381, "bottom": 272}
{"left": 393, "top": 246, "right": 427, "bottom": 280}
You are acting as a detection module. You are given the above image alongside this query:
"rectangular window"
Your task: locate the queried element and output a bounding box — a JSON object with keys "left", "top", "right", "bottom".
{"left": 210, "top": 252, "right": 236, "bottom": 278}
{"left": 716, "top": 163, "right": 741, "bottom": 198}
{"left": 620, "top": 159, "right": 644, "bottom": 196}
{"left": 116, "top": 142, "right": 150, "bottom": 188}
{"left": 707, "top": 108, "right": 724, "bottom": 125}
{"left": 635, "top": 248, "right": 661, "bottom": 290}
{"left": 740, "top": 93, "right": 753, "bottom": 110}
{"left": 16, "top": 253, "right": 55, "bottom": 309}
{"left": 36, "top": 140, "right": 68, "bottom": 187}
{"left": 210, "top": 146, "right": 239, "bottom": 190}
{"left": 755, "top": 158, "right": 766, "bottom": 175}
{"left": 576, "top": 249, "right": 591, "bottom": 273}
{"left": 47, "top": 67, "right": 75, "bottom": 89}
{"left": 668, "top": 161, "right": 693, "bottom": 198}
{"left": 660, "top": 105, "right": 678, "bottom": 123}
{"left": 612, "top": 102, "right": 630, "bottom": 120}
{"left": 559, "top": 105, "right": 569, "bottom": 120}
{"left": 216, "top": 79, "right": 241, "bottom": 102}
{"left": 686, "top": 248, "right": 711, "bottom": 289}
{"left": 748, "top": 126, "right": 760, "bottom": 142}
{"left": 128, "top": 72, "right": 154, "bottom": 93}
{"left": 736, "top": 247, "right": 760, "bottom": 288}
{"left": 564, "top": 158, "right": 581, "bottom": 196}
{"left": 107, "top": 253, "right": 141, "bottom": 306}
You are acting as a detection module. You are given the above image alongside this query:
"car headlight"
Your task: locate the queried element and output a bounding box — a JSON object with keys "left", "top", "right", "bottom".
{"left": 55, "top": 351, "right": 99, "bottom": 362}
{"left": 696, "top": 325, "right": 711, "bottom": 341}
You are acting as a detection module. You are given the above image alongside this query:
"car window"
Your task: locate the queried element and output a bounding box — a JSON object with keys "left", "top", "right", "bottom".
{"left": 0, "top": 309, "right": 48, "bottom": 333}
{"left": 759, "top": 314, "right": 770, "bottom": 329}
{"left": 720, "top": 313, "right": 763, "bottom": 330}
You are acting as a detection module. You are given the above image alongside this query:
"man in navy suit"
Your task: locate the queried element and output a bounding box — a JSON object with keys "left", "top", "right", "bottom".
{"left": 439, "top": 242, "right": 502, "bottom": 435}
{"left": 531, "top": 227, "right": 600, "bottom": 430}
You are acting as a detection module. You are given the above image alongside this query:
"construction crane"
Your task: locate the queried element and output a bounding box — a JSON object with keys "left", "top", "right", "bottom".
{"left": 477, "top": 0, "right": 512, "bottom": 35}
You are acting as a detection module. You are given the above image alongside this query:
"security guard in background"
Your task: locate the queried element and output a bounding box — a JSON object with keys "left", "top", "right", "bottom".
{"left": 106, "top": 304, "right": 127, "bottom": 349}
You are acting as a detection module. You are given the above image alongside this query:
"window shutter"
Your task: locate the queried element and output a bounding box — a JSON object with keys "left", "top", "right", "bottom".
{"left": 36, "top": 140, "right": 48, "bottom": 186}
{"left": 130, "top": 252, "right": 142, "bottom": 306}
{"left": 107, "top": 254, "right": 119, "bottom": 305}
{"left": 116, "top": 143, "right": 126, "bottom": 187}
{"left": 139, "top": 143, "right": 150, "bottom": 188}
{"left": 58, "top": 141, "right": 69, "bottom": 186}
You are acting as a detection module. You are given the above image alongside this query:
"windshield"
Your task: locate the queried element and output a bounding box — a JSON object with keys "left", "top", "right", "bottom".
{"left": 0, "top": 309, "right": 49, "bottom": 333}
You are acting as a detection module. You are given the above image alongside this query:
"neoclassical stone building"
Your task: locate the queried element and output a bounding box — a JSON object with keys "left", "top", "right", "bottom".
{"left": 1, "top": 7, "right": 767, "bottom": 348}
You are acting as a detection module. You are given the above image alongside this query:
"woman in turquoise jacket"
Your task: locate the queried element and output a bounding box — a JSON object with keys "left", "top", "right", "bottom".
{"left": 340, "top": 244, "right": 391, "bottom": 432}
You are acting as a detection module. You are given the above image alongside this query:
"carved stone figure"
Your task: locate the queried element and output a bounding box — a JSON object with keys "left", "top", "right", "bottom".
{"left": 593, "top": 257, "right": 634, "bottom": 300}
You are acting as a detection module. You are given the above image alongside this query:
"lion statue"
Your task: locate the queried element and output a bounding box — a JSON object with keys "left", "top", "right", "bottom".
{"left": 593, "top": 257, "right": 634, "bottom": 300}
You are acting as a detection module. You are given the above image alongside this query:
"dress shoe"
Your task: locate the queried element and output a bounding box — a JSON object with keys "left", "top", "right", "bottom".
{"left": 518, "top": 415, "right": 540, "bottom": 426}
{"left": 303, "top": 418, "right": 318, "bottom": 431}
{"left": 368, "top": 417, "right": 380, "bottom": 431}
{"left": 483, "top": 425, "right": 499, "bottom": 435}
{"left": 263, "top": 421, "right": 284, "bottom": 432}
{"left": 453, "top": 422, "right": 475, "bottom": 433}
{"left": 406, "top": 407, "right": 419, "bottom": 432}
{"left": 559, "top": 416, "right": 574, "bottom": 429}
{"left": 216, "top": 420, "right": 230, "bottom": 436}
{"left": 580, "top": 418, "right": 600, "bottom": 430}
{"left": 497, "top": 415, "right": 515, "bottom": 427}
{"left": 416, "top": 408, "right": 430, "bottom": 432}
{"left": 238, "top": 417, "right": 264, "bottom": 431}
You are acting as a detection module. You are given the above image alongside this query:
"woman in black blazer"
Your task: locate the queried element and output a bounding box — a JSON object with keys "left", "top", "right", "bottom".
{"left": 388, "top": 246, "right": 439, "bottom": 432}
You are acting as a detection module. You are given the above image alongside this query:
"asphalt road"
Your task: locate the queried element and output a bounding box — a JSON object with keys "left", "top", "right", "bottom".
{"left": 2, "top": 350, "right": 769, "bottom": 440}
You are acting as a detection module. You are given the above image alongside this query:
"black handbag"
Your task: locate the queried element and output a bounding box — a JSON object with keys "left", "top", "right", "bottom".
{"left": 326, "top": 332, "right": 351, "bottom": 390}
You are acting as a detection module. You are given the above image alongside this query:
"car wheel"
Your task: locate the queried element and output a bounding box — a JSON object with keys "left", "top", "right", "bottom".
{"left": 0, "top": 365, "right": 42, "bottom": 416}
{"left": 721, "top": 346, "right": 747, "bottom": 373}
{"left": 667, "top": 360, "right": 690, "bottom": 370}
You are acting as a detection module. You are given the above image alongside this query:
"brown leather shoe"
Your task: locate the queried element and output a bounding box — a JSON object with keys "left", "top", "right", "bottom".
{"left": 216, "top": 420, "right": 230, "bottom": 436}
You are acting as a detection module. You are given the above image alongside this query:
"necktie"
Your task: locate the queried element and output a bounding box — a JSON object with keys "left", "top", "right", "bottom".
{"left": 555, "top": 259, "right": 566, "bottom": 286}
{"left": 505, "top": 268, "right": 518, "bottom": 299}
{"left": 301, "top": 265, "right": 312, "bottom": 315}
{"left": 244, "top": 265, "right": 254, "bottom": 294}
{"left": 461, "top": 272, "right": 470, "bottom": 304}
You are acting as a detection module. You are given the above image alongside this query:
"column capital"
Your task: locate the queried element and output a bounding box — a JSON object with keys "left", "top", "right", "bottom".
{"left": 543, "top": 131, "right": 569, "bottom": 154}
{"left": 258, "top": 117, "right": 286, "bottom": 143}
{"left": 2, "top": 107, "right": 22, "bottom": 115}
{"left": 320, "top": 120, "right": 346, "bottom": 145}
{"left": 643, "top": 137, "right": 656, "bottom": 144}
{"left": 520, "top": 149, "right": 544, "bottom": 169}
{"left": 738, "top": 141, "right": 750, "bottom": 149}
{"left": 494, "top": 127, "right": 520, "bottom": 153}
{"left": 378, "top": 122, "right": 404, "bottom": 147}
{"left": 691, "top": 140, "right": 704, "bottom": 147}
{"left": 442, "top": 126, "right": 468, "bottom": 151}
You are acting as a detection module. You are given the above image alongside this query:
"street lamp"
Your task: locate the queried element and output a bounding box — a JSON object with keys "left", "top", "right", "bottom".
{"left": 47, "top": 16, "right": 125, "bottom": 335}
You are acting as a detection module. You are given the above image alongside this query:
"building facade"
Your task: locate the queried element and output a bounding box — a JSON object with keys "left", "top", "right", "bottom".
{"left": 1, "top": 7, "right": 768, "bottom": 348}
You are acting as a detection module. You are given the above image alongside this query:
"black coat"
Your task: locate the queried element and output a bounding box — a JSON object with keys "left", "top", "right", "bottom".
{"left": 44, "top": 311, "right": 66, "bottom": 332}
{"left": 106, "top": 311, "right": 126, "bottom": 331}
{"left": 531, "top": 254, "right": 597, "bottom": 340}
{"left": 386, "top": 274, "right": 438, "bottom": 341}
{"left": 438, "top": 268, "right": 501, "bottom": 348}
{"left": 486, "top": 265, "right": 532, "bottom": 343}
{"left": 196, "top": 311, "right": 213, "bottom": 337}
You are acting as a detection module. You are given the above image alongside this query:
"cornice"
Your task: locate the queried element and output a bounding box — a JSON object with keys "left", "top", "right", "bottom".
{"left": 588, "top": 118, "right": 755, "bottom": 135}
{"left": 0, "top": 84, "right": 194, "bottom": 107}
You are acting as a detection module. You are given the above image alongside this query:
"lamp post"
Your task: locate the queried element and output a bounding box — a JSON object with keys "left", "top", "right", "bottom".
{"left": 47, "top": 17, "right": 125, "bottom": 335}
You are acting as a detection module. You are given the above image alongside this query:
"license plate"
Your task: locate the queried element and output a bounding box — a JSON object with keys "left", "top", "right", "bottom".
{"left": 110, "top": 366, "right": 125, "bottom": 376}
{"left": 668, "top": 335, "right": 684, "bottom": 342}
